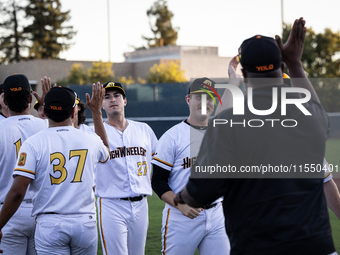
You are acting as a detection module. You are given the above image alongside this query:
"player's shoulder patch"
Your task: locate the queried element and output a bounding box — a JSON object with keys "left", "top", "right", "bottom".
{"left": 18, "top": 152, "right": 27, "bottom": 166}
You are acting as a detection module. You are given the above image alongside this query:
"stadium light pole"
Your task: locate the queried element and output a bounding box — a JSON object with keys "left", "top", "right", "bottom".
{"left": 107, "top": 0, "right": 111, "bottom": 62}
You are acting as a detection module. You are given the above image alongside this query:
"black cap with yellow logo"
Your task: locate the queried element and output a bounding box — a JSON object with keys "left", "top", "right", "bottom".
{"left": 188, "top": 77, "right": 216, "bottom": 96}
{"left": 103, "top": 81, "right": 125, "bottom": 96}
{"left": 238, "top": 35, "right": 282, "bottom": 73}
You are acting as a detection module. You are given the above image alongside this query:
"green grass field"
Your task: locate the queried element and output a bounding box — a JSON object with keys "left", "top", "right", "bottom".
{"left": 97, "top": 138, "right": 340, "bottom": 255}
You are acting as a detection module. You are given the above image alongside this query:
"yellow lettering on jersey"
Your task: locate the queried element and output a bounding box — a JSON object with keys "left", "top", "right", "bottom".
{"left": 70, "top": 149, "right": 88, "bottom": 183}
{"left": 137, "top": 161, "right": 148, "bottom": 176}
{"left": 50, "top": 152, "right": 67, "bottom": 185}
{"left": 14, "top": 139, "right": 22, "bottom": 157}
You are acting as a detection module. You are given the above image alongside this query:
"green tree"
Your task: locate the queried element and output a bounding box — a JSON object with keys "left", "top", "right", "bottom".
{"left": 0, "top": 0, "right": 28, "bottom": 64}
{"left": 87, "top": 61, "right": 114, "bottom": 83}
{"left": 116, "top": 76, "right": 135, "bottom": 85}
{"left": 147, "top": 61, "right": 187, "bottom": 83}
{"left": 282, "top": 24, "right": 340, "bottom": 111}
{"left": 67, "top": 63, "right": 88, "bottom": 85}
{"left": 24, "top": 0, "right": 76, "bottom": 59}
{"left": 143, "top": 0, "right": 178, "bottom": 48}
{"left": 282, "top": 24, "right": 340, "bottom": 78}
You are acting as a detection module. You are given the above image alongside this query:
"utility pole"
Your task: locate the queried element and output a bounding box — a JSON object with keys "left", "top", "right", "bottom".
{"left": 281, "top": 0, "right": 285, "bottom": 33}
{"left": 107, "top": 0, "right": 111, "bottom": 62}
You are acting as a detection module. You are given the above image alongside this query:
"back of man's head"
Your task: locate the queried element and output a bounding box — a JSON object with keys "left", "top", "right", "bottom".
{"left": 44, "top": 86, "right": 77, "bottom": 122}
{"left": 238, "top": 35, "right": 282, "bottom": 78}
{"left": 3, "top": 74, "right": 31, "bottom": 113}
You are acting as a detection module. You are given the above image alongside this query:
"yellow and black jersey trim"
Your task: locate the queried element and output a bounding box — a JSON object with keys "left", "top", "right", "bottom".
{"left": 99, "top": 154, "right": 110, "bottom": 163}
{"left": 99, "top": 198, "right": 108, "bottom": 255}
{"left": 153, "top": 157, "right": 173, "bottom": 167}
{"left": 152, "top": 152, "right": 156, "bottom": 156}
{"left": 14, "top": 168, "right": 35, "bottom": 175}
{"left": 162, "top": 208, "right": 171, "bottom": 255}
{"left": 324, "top": 171, "right": 331, "bottom": 179}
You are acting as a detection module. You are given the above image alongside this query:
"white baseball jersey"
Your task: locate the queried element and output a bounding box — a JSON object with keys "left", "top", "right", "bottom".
{"left": 13, "top": 126, "right": 109, "bottom": 216}
{"left": 79, "top": 123, "right": 94, "bottom": 133}
{"left": 95, "top": 120, "right": 157, "bottom": 198}
{"left": 152, "top": 120, "right": 229, "bottom": 255}
{"left": 152, "top": 120, "right": 222, "bottom": 205}
{"left": 0, "top": 115, "right": 47, "bottom": 203}
{"left": 152, "top": 121, "right": 205, "bottom": 194}
{"left": 0, "top": 114, "right": 5, "bottom": 122}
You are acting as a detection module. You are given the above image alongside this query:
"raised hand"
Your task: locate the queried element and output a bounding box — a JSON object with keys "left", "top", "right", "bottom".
{"left": 275, "top": 17, "right": 306, "bottom": 68}
{"left": 86, "top": 82, "right": 105, "bottom": 115}
{"left": 229, "top": 55, "right": 243, "bottom": 80}
{"left": 33, "top": 76, "right": 55, "bottom": 106}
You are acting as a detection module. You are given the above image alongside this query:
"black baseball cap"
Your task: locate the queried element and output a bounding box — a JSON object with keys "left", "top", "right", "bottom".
{"left": 103, "top": 82, "right": 125, "bottom": 96}
{"left": 44, "top": 86, "right": 77, "bottom": 122}
{"left": 3, "top": 74, "right": 31, "bottom": 96}
{"left": 188, "top": 77, "right": 217, "bottom": 96}
{"left": 238, "top": 35, "right": 282, "bottom": 73}
{"left": 34, "top": 100, "right": 41, "bottom": 111}
{"left": 0, "top": 84, "right": 4, "bottom": 95}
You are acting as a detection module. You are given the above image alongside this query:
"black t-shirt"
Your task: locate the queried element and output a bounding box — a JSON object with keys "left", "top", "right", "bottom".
{"left": 186, "top": 85, "right": 335, "bottom": 255}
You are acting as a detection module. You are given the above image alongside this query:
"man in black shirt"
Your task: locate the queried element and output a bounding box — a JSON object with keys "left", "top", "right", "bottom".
{"left": 174, "top": 18, "right": 336, "bottom": 255}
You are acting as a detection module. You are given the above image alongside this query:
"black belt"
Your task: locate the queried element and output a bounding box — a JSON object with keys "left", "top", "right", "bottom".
{"left": 1, "top": 200, "right": 32, "bottom": 205}
{"left": 203, "top": 203, "right": 218, "bottom": 210}
{"left": 121, "top": 195, "right": 146, "bottom": 202}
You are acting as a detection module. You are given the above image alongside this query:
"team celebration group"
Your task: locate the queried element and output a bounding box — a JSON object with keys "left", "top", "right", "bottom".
{"left": 0, "top": 17, "right": 340, "bottom": 255}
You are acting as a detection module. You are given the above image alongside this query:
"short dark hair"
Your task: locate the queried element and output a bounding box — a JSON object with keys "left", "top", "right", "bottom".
{"left": 77, "top": 101, "right": 87, "bottom": 125}
{"left": 4, "top": 90, "right": 30, "bottom": 113}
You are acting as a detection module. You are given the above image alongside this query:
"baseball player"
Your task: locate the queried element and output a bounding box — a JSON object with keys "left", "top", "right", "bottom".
{"left": 0, "top": 74, "right": 48, "bottom": 255}
{"left": 220, "top": 57, "right": 340, "bottom": 221}
{"left": 0, "top": 84, "right": 109, "bottom": 255}
{"left": 33, "top": 101, "right": 47, "bottom": 119}
{"left": 151, "top": 78, "right": 230, "bottom": 255}
{"left": 0, "top": 84, "right": 8, "bottom": 121}
{"left": 95, "top": 81, "right": 158, "bottom": 255}
{"left": 73, "top": 96, "right": 93, "bottom": 133}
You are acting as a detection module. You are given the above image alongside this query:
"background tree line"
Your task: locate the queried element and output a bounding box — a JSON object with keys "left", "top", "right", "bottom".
{"left": 282, "top": 23, "right": 340, "bottom": 112}
{"left": 58, "top": 60, "right": 187, "bottom": 85}
{"left": 1, "top": 0, "right": 339, "bottom": 112}
{"left": 0, "top": 0, "right": 75, "bottom": 64}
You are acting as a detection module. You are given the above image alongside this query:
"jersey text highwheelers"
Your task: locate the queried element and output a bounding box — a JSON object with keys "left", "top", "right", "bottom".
{"left": 95, "top": 120, "right": 157, "bottom": 198}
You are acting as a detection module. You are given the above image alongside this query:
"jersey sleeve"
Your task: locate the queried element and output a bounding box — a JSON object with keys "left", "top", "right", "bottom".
{"left": 323, "top": 158, "right": 333, "bottom": 183}
{"left": 148, "top": 126, "right": 158, "bottom": 157}
{"left": 151, "top": 132, "right": 176, "bottom": 171}
{"left": 13, "top": 141, "right": 37, "bottom": 180}
{"left": 96, "top": 135, "right": 109, "bottom": 163}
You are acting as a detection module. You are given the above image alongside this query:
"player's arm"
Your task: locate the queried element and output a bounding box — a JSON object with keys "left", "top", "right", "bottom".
{"left": 174, "top": 186, "right": 203, "bottom": 208}
{"left": 151, "top": 164, "right": 202, "bottom": 219}
{"left": 215, "top": 55, "right": 243, "bottom": 116}
{"left": 275, "top": 17, "right": 320, "bottom": 103}
{"left": 0, "top": 175, "right": 31, "bottom": 248}
{"left": 86, "top": 82, "right": 109, "bottom": 152}
{"left": 324, "top": 179, "right": 340, "bottom": 220}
